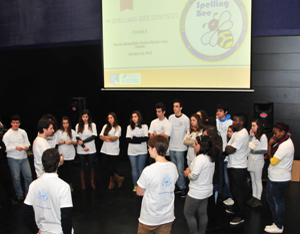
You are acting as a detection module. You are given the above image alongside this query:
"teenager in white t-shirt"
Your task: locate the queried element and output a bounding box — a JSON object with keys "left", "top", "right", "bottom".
{"left": 184, "top": 113, "right": 203, "bottom": 167}
{"left": 126, "top": 110, "right": 148, "bottom": 192}
{"left": 265, "top": 122, "right": 294, "bottom": 234}
{"left": 169, "top": 99, "right": 190, "bottom": 197}
{"left": 33, "top": 119, "right": 55, "bottom": 178}
{"left": 137, "top": 135, "right": 178, "bottom": 234}
{"left": 100, "top": 112, "right": 123, "bottom": 189}
{"left": 247, "top": 119, "right": 267, "bottom": 208}
{"left": 225, "top": 114, "right": 249, "bottom": 225}
{"left": 76, "top": 109, "right": 97, "bottom": 190}
{"left": 24, "top": 148, "right": 73, "bottom": 234}
{"left": 2, "top": 115, "right": 32, "bottom": 200}
{"left": 184, "top": 135, "right": 215, "bottom": 234}
{"left": 41, "top": 114, "right": 59, "bottom": 148}
{"left": 56, "top": 116, "right": 77, "bottom": 192}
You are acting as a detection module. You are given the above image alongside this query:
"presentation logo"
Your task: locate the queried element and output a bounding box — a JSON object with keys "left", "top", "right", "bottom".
{"left": 180, "top": 0, "right": 248, "bottom": 62}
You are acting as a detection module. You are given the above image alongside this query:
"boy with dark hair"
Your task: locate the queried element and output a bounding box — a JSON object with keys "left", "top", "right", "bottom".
{"left": 33, "top": 119, "right": 55, "bottom": 178}
{"left": 216, "top": 103, "right": 233, "bottom": 205}
{"left": 24, "top": 148, "right": 73, "bottom": 234}
{"left": 2, "top": 115, "right": 32, "bottom": 200}
{"left": 137, "top": 135, "right": 178, "bottom": 234}
{"left": 225, "top": 113, "right": 249, "bottom": 225}
{"left": 169, "top": 99, "right": 189, "bottom": 197}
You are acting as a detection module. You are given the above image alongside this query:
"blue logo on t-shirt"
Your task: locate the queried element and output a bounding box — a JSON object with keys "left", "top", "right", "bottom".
{"left": 162, "top": 176, "right": 172, "bottom": 188}
{"left": 38, "top": 189, "right": 49, "bottom": 202}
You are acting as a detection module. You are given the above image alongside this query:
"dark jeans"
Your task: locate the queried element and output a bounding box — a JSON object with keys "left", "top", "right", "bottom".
{"left": 228, "top": 168, "right": 247, "bottom": 217}
{"left": 104, "top": 154, "right": 119, "bottom": 176}
{"left": 78, "top": 153, "right": 96, "bottom": 171}
{"left": 58, "top": 160, "right": 74, "bottom": 184}
{"left": 218, "top": 154, "right": 232, "bottom": 198}
{"left": 266, "top": 179, "right": 290, "bottom": 229}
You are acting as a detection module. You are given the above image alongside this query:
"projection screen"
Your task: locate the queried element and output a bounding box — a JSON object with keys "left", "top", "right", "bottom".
{"left": 102, "top": 0, "right": 252, "bottom": 89}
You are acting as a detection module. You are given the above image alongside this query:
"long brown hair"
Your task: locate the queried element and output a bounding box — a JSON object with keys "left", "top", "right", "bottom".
{"left": 60, "top": 116, "right": 72, "bottom": 139}
{"left": 104, "top": 112, "right": 119, "bottom": 135}
{"left": 77, "top": 109, "right": 93, "bottom": 134}
{"left": 189, "top": 113, "right": 203, "bottom": 133}
{"left": 204, "top": 126, "right": 223, "bottom": 153}
{"left": 252, "top": 119, "right": 264, "bottom": 141}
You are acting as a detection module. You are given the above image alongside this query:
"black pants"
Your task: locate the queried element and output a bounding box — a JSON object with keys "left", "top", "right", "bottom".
{"left": 58, "top": 160, "right": 74, "bottom": 184}
{"left": 228, "top": 168, "right": 247, "bottom": 217}
{"left": 104, "top": 154, "right": 118, "bottom": 176}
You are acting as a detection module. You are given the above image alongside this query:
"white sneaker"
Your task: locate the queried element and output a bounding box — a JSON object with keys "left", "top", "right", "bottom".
{"left": 223, "top": 198, "right": 234, "bottom": 206}
{"left": 264, "top": 224, "right": 283, "bottom": 233}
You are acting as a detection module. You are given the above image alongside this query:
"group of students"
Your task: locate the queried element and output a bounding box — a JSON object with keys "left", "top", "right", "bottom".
{"left": 0, "top": 99, "right": 295, "bottom": 234}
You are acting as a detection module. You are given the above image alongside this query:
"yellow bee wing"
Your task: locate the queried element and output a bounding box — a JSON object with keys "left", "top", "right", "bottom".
{"left": 218, "top": 11, "right": 233, "bottom": 30}
{"left": 201, "top": 30, "right": 218, "bottom": 46}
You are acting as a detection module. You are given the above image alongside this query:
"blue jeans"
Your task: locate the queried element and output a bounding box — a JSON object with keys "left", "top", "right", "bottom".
{"left": 7, "top": 158, "right": 32, "bottom": 196}
{"left": 218, "top": 154, "right": 232, "bottom": 199}
{"left": 128, "top": 154, "right": 147, "bottom": 186}
{"left": 266, "top": 179, "right": 290, "bottom": 229}
{"left": 169, "top": 150, "right": 186, "bottom": 190}
{"left": 78, "top": 153, "right": 96, "bottom": 171}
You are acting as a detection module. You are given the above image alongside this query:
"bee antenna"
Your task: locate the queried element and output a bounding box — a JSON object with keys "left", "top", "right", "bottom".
{"left": 213, "top": 13, "right": 218, "bottom": 19}
{"left": 203, "top": 23, "right": 207, "bottom": 28}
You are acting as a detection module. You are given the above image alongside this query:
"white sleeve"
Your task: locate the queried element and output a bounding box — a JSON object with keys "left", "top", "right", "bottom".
{"left": 91, "top": 123, "right": 97, "bottom": 136}
{"left": 148, "top": 121, "right": 154, "bottom": 134}
{"left": 164, "top": 122, "right": 172, "bottom": 136}
{"left": 59, "top": 184, "right": 73, "bottom": 208}
{"left": 115, "top": 126, "right": 121, "bottom": 138}
{"left": 230, "top": 132, "right": 248, "bottom": 150}
{"left": 143, "top": 124, "right": 149, "bottom": 136}
{"left": 137, "top": 167, "right": 150, "bottom": 189}
{"left": 126, "top": 125, "right": 131, "bottom": 138}
{"left": 71, "top": 130, "right": 77, "bottom": 142}
{"left": 3, "top": 132, "right": 16, "bottom": 152}
{"left": 24, "top": 131, "right": 31, "bottom": 148}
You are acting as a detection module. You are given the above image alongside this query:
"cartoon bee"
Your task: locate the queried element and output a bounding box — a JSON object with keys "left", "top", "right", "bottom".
{"left": 201, "top": 11, "right": 234, "bottom": 49}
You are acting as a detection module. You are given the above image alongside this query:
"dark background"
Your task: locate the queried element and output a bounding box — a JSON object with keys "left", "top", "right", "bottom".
{"left": 1, "top": 0, "right": 300, "bottom": 159}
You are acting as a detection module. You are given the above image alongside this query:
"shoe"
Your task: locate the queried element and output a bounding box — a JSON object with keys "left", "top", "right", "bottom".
{"left": 80, "top": 171, "right": 86, "bottom": 190}
{"left": 108, "top": 176, "right": 115, "bottom": 189}
{"left": 250, "top": 199, "right": 262, "bottom": 208}
{"left": 133, "top": 186, "right": 137, "bottom": 192}
{"left": 113, "top": 173, "right": 124, "bottom": 188}
{"left": 264, "top": 224, "right": 283, "bottom": 233}
{"left": 90, "top": 170, "right": 96, "bottom": 189}
{"left": 17, "top": 195, "right": 23, "bottom": 201}
{"left": 181, "top": 189, "right": 187, "bottom": 198}
{"left": 226, "top": 209, "right": 235, "bottom": 214}
{"left": 230, "top": 216, "right": 244, "bottom": 225}
{"left": 246, "top": 196, "right": 256, "bottom": 205}
{"left": 264, "top": 223, "right": 276, "bottom": 232}
{"left": 223, "top": 198, "right": 234, "bottom": 206}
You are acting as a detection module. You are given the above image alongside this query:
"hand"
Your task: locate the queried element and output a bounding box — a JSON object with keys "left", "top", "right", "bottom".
{"left": 65, "top": 141, "right": 72, "bottom": 145}
{"left": 24, "top": 146, "right": 29, "bottom": 151}
{"left": 250, "top": 128, "right": 255, "bottom": 136}
{"left": 184, "top": 167, "right": 190, "bottom": 177}
{"left": 83, "top": 147, "right": 89, "bottom": 151}
{"left": 60, "top": 154, "right": 64, "bottom": 165}
{"left": 16, "top": 146, "right": 23, "bottom": 151}
{"left": 78, "top": 140, "right": 83, "bottom": 145}
{"left": 269, "top": 137, "right": 277, "bottom": 146}
{"left": 153, "top": 131, "right": 157, "bottom": 136}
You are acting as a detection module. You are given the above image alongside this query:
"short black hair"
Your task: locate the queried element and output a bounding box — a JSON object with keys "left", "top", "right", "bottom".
{"left": 42, "top": 148, "right": 60, "bottom": 173}
{"left": 234, "top": 113, "right": 247, "bottom": 128}
{"left": 148, "top": 135, "right": 169, "bottom": 157}
{"left": 11, "top": 115, "right": 21, "bottom": 122}
{"left": 155, "top": 102, "right": 166, "bottom": 112}
{"left": 37, "top": 119, "right": 53, "bottom": 134}
{"left": 216, "top": 103, "right": 228, "bottom": 113}
{"left": 173, "top": 99, "right": 183, "bottom": 107}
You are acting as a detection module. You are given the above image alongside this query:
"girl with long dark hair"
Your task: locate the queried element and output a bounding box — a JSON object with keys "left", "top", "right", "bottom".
{"left": 75, "top": 109, "right": 97, "bottom": 190}
{"left": 126, "top": 110, "right": 148, "bottom": 192}
{"left": 100, "top": 112, "right": 123, "bottom": 189}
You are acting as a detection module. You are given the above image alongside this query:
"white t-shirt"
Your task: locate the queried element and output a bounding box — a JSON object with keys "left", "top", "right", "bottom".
{"left": 100, "top": 124, "right": 121, "bottom": 156}
{"left": 126, "top": 124, "right": 148, "bottom": 156}
{"left": 168, "top": 114, "right": 189, "bottom": 151}
{"left": 249, "top": 134, "right": 268, "bottom": 162}
{"left": 24, "top": 173, "right": 73, "bottom": 234}
{"left": 148, "top": 117, "right": 172, "bottom": 137}
{"left": 55, "top": 130, "right": 77, "bottom": 161}
{"left": 75, "top": 123, "right": 97, "bottom": 154}
{"left": 185, "top": 130, "right": 202, "bottom": 163}
{"left": 227, "top": 128, "right": 249, "bottom": 169}
{"left": 188, "top": 154, "right": 214, "bottom": 199}
{"left": 216, "top": 118, "right": 232, "bottom": 151}
{"left": 138, "top": 162, "right": 178, "bottom": 226}
{"left": 268, "top": 138, "right": 294, "bottom": 181}
{"left": 33, "top": 136, "right": 51, "bottom": 178}
{"left": 3, "top": 128, "right": 31, "bottom": 159}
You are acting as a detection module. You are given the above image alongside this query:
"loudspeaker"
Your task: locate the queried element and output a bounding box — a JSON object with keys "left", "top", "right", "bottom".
{"left": 254, "top": 102, "right": 273, "bottom": 132}
{"left": 70, "top": 97, "right": 86, "bottom": 127}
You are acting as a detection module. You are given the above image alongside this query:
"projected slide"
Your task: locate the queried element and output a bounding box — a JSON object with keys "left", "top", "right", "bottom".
{"left": 102, "top": 0, "right": 251, "bottom": 89}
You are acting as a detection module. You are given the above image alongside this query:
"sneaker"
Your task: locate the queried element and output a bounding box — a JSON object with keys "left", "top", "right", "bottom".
{"left": 226, "top": 209, "right": 235, "bottom": 214}
{"left": 250, "top": 199, "right": 262, "bottom": 208}
{"left": 181, "top": 189, "right": 187, "bottom": 198}
{"left": 264, "top": 224, "right": 283, "bottom": 233}
{"left": 230, "top": 217, "right": 244, "bottom": 225}
{"left": 223, "top": 198, "right": 234, "bottom": 206}
{"left": 133, "top": 186, "right": 137, "bottom": 192}
{"left": 246, "top": 196, "right": 256, "bottom": 205}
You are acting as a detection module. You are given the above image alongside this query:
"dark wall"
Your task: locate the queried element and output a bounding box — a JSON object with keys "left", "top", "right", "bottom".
{"left": 1, "top": 36, "right": 300, "bottom": 160}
